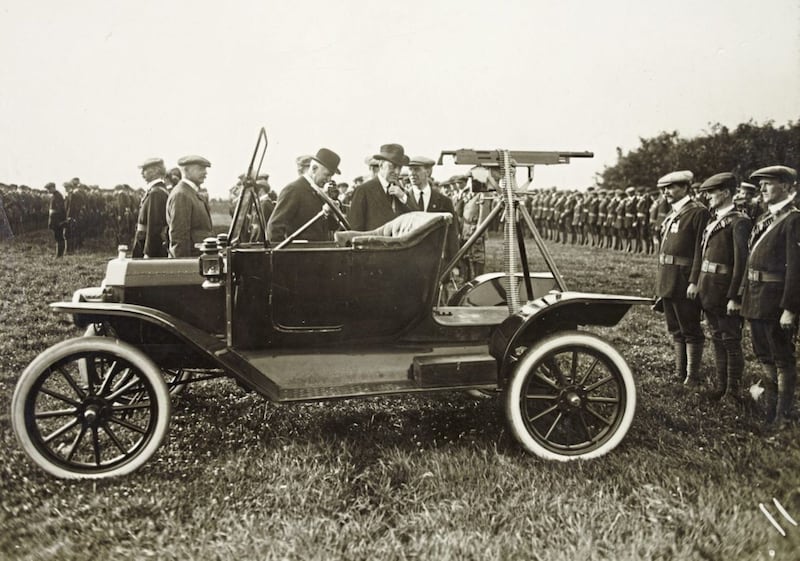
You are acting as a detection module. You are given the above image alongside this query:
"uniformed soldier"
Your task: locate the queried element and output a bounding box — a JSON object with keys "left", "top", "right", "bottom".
{"left": 740, "top": 165, "right": 800, "bottom": 426}
{"left": 733, "top": 181, "right": 763, "bottom": 221}
{"left": 655, "top": 170, "right": 711, "bottom": 386}
{"left": 635, "top": 186, "right": 652, "bottom": 253}
{"left": 132, "top": 158, "right": 169, "bottom": 258}
{"left": 623, "top": 186, "right": 637, "bottom": 252}
{"left": 695, "top": 173, "right": 752, "bottom": 403}
{"left": 44, "top": 182, "right": 66, "bottom": 256}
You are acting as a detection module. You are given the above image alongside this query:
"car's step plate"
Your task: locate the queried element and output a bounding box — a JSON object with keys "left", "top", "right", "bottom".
{"left": 234, "top": 345, "right": 497, "bottom": 402}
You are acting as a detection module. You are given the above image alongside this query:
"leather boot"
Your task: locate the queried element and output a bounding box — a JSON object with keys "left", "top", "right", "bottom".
{"left": 776, "top": 364, "right": 797, "bottom": 424}
{"left": 707, "top": 339, "right": 727, "bottom": 400}
{"left": 762, "top": 365, "right": 779, "bottom": 425}
{"left": 723, "top": 339, "right": 744, "bottom": 405}
{"left": 673, "top": 341, "right": 688, "bottom": 382}
{"left": 684, "top": 341, "right": 704, "bottom": 387}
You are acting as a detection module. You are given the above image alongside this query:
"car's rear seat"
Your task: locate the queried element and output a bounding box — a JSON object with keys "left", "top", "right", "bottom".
{"left": 334, "top": 212, "right": 451, "bottom": 251}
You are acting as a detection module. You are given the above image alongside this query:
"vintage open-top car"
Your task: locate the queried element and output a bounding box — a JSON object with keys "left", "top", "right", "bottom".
{"left": 11, "top": 131, "right": 650, "bottom": 478}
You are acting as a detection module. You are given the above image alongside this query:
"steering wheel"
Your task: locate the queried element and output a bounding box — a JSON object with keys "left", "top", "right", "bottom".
{"left": 313, "top": 186, "right": 351, "bottom": 230}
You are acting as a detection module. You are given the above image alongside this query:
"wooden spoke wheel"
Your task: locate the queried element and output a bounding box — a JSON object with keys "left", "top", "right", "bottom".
{"left": 505, "top": 331, "right": 635, "bottom": 460}
{"left": 11, "top": 337, "right": 170, "bottom": 479}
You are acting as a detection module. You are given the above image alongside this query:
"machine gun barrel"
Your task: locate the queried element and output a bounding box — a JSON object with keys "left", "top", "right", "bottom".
{"left": 438, "top": 149, "right": 593, "bottom": 167}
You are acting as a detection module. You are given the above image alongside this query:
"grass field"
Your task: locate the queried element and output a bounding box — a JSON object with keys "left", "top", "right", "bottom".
{"left": 1, "top": 230, "right": 799, "bottom": 560}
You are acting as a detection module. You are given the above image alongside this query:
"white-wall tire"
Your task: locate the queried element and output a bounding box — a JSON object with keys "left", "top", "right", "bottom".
{"left": 505, "top": 331, "right": 636, "bottom": 461}
{"left": 11, "top": 337, "right": 171, "bottom": 479}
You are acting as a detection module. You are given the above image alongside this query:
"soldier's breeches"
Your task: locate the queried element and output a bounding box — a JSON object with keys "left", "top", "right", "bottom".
{"left": 749, "top": 319, "right": 796, "bottom": 369}
{"left": 663, "top": 297, "right": 704, "bottom": 344}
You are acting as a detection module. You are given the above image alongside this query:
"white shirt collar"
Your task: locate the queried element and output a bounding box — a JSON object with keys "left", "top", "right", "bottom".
{"left": 411, "top": 183, "right": 431, "bottom": 197}
{"left": 183, "top": 178, "right": 200, "bottom": 192}
{"left": 670, "top": 195, "right": 691, "bottom": 213}
{"left": 378, "top": 174, "right": 389, "bottom": 190}
{"left": 768, "top": 195, "right": 793, "bottom": 215}
{"left": 147, "top": 178, "right": 164, "bottom": 189}
{"left": 714, "top": 203, "right": 734, "bottom": 218}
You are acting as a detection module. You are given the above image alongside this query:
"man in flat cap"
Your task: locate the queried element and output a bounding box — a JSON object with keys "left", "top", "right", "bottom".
{"left": 695, "top": 173, "right": 752, "bottom": 404}
{"left": 132, "top": 157, "right": 169, "bottom": 258}
{"left": 267, "top": 148, "right": 342, "bottom": 242}
{"left": 347, "top": 144, "right": 412, "bottom": 231}
{"left": 740, "top": 165, "right": 800, "bottom": 427}
{"left": 167, "top": 155, "right": 213, "bottom": 257}
{"left": 296, "top": 155, "right": 312, "bottom": 176}
{"left": 407, "top": 155, "right": 459, "bottom": 262}
{"left": 655, "top": 170, "right": 710, "bottom": 387}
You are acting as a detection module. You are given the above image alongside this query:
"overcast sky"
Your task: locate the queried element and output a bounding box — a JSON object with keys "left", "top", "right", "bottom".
{"left": 1, "top": 0, "right": 798, "bottom": 198}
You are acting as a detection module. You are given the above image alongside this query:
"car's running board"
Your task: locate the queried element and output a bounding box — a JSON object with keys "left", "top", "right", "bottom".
{"left": 222, "top": 345, "right": 498, "bottom": 402}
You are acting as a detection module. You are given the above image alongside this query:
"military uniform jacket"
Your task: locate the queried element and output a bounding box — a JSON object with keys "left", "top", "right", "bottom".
{"left": 166, "top": 181, "right": 213, "bottom": 258}
{"left": 267, "top": 176, "right": 336, "bottom": 242}
{"left": 696, "top": 210, "right": 751, "bottom": 313}
{"left": 138, "top": 181, "right": 169, "bottom": 257}
{"left": 656, "top": 199, "right": 710, "bottom": 298}
{"left": 741, "top": 206, "right": 800, "bottom": 320}
{"left": 346, "top": 177, "right": 411, "bottom": 231}
{"left": 48, "top": 191, "right": 66, "bottom": 229}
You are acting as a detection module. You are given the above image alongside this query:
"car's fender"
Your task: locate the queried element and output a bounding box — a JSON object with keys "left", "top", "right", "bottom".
{"left": 488, "top": 291, "right": 652, "bottom": 385}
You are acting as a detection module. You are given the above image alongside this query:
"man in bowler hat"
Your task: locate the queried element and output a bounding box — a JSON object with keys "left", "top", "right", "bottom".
{"left": 740, "top": 165, "right": 800, "bottom": 427}
{"left": 167, "top": 155, "right": 213, "bottom": 257}
{"left": 347, "top": 144, "right": 412, "bottom": 231}
{"left": 267, "top": 148, "right": 342, "bottom": 242}
{"left": 655, "top": 170, "right": 711, "bottom": 387}
{"left": 695, "top": 173, "right": 751, "bottom": 403}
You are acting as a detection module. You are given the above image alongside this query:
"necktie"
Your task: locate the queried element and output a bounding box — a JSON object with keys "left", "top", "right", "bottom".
{"left": 417, "top": 190, "right": 424, "bottom": 211}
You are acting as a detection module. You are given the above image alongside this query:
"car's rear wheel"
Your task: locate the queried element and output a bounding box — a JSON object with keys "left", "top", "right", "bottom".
{"left": 505, "top": 331, "right": 635, "bottom": 460}
{"left": 11, "top": 337, "right": 170, "bottom": 479}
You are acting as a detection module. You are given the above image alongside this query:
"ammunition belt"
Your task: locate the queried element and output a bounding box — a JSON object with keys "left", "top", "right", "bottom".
{"left": 659, "top": 254, "right": 692, "bottom": 266}
{"left": 700, "top": 260, "right": 730, "bottom": 274}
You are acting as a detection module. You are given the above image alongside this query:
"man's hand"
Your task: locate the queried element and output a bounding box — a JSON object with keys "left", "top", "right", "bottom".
{"left": 388, "top": 184, "right": 407, "bottom": 204}
{"left": 779, "top": 309, "right": 797, "bottom": 332}
{"left": 321, "top": 203, "right": 332, "bottom": 217}
{"left": 686, "top": 283, "right": 699, "bottom": 300}
{"left": 726, "top": 299, "right": 741, "bottom": 315}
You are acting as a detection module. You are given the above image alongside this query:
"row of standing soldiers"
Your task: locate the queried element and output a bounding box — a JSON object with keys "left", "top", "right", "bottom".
{"left": 525, "top": 183, "right": 765, "bottom": 253}
{"left": 653, "top": 166, "right": 799, "bottom": 430}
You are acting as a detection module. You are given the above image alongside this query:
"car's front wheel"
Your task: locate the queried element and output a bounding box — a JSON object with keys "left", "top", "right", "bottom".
{"left": 11, "top": 337, "right": 171, "bottom": 479}
{"left": 505, "top": 331, "right": 635, "bottom": 460}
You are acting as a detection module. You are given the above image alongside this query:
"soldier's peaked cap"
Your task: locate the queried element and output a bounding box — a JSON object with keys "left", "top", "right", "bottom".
{"left": 699, "top": 172, "right": 737, "bottom": 192}
{"left": 178, "top": 155, "right": 211, "bottom": 167}
{"left": 138, "top": 157, "right": 164, "bottom": 169}
{"left": 750, "top": 165, "right": 797, "bottom": 183}
{"left": 408, "top": 156, "right": 436, "bottom": 167}
{"left": 657, "top": 170, "right": 694, "bottom": 187}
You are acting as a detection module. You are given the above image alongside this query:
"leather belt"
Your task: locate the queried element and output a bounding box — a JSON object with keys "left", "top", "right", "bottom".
{"left": 701, "top": 260, "right": 730, "bottom": 274}
{"left": 747, "top": 269, "right": 784, "bottom": 283}
{"left": 624, "top": 213, "right": 635, "bottom": 217}
{"left": 636, "top": 212, "right": 647, "bottom": 217}
{"left": 659, "top": 254, "right": 692, "bottom": 266}
{"left": 598, "top": 213, "right": 606, "bottom": 217}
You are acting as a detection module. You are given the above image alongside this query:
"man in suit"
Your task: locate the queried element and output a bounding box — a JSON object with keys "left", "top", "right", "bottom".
{"left": 132, "top": 157, "right": 169, "bottom": 258}
{"left": 267, "top": 148, "right": 342, "bottom": 242}
{"left": 406, "top": 155, "right": 460, "bottom": 263}
{"left": 741, "top": 165, "right": 800, "bottom": 427}
{"left": 695, "top": 173, "right": 752, "bottom": 403}
{"left": 655, "top": 170, "right": 711, "bottom": 386}
{"left": 167, "top": 155, "right": 213, "bottom": 257}
{"left": 347, "top": 144, "right": 412, "bottom": 231}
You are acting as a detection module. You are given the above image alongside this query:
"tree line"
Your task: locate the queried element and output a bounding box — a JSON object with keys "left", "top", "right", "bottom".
{"left": 598, "top": 119, "right": 800, "bottom": 188}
